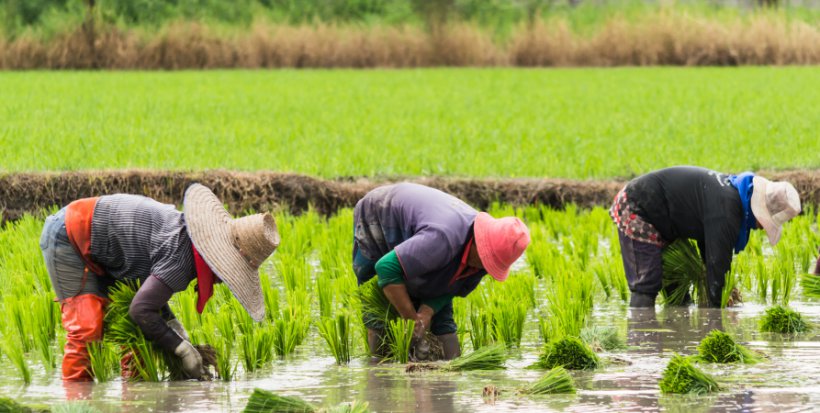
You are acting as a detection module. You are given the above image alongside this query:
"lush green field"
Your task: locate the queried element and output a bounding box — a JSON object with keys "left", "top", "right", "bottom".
{"left": 1, "top": 68, "right": 817, "bottom": 178}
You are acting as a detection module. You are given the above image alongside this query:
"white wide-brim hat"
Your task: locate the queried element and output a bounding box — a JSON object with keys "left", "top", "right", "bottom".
{"left": 183, "top": 183, "right": 280, "bottom": 321}
{"left": 750, "top": 176, "right": 801, "bottom": 246}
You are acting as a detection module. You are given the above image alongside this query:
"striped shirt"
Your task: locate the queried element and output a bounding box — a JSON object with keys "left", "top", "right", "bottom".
{"left": 90, "top": 194, "right": 195, "bottom": 292}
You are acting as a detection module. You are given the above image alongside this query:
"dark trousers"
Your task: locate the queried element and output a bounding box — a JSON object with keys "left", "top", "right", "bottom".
{"left": 617, "top": 230, "right": 664, "bottom": 297}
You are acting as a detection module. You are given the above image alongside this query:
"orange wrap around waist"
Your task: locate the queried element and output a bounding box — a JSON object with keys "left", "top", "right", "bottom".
{"left": 65, "top": 197, "right": 104, "bottom": 276}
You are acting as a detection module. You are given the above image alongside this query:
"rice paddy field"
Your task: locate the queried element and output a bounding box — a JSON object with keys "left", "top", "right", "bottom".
{"left": 1, "top": 67, "right": 820, "bottom": 412}
{"left": 0, "top": 67, "right": 818, "bottom": 177}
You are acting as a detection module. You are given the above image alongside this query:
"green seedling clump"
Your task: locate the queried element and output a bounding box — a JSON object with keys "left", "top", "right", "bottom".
{"left": 661, "top": 239, "right": 708, "bottom": 307}
{"left": 760, "top": 305, "right": 811, "bottom": 334}
{"left": 696, "top": 330, "right": 760, "bottom": 364}
{"left": 242, "top": 388, "right": 317, "bottom": 413}
{"left": 444, "top": 343, "right": 507, "bottom": 371}
{"left": 519, "top": 366, "right": 576, "bottom": 395}
{"left": 659, "top": 354, "right": 720, "bottom": 394}
{"left": 0, "top": 397, "right": 49, "bottom": 413}
{"left": 799, "top": 274, "right": 820, "bottom": 298}
{"left": 536, "top": 336, "right": 599, "bottom": 370}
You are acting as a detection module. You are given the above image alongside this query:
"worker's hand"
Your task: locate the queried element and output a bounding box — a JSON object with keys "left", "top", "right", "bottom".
{"left": 174, "top": 341, "right": 204, "bottom": 380}
{"left": 167, "top": 319, "right": 190, "bottom": 342}
{"left": 413, "top": 305, "right": 435, "bottom": 340}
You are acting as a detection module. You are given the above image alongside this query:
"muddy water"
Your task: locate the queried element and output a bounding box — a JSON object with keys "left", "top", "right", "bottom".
{"left": 3, "top": 302, "right": 819, "bottom": 412}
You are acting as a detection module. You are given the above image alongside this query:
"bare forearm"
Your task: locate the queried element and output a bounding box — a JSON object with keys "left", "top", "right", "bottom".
{"left": 382, "top": 283, "right": 417, "bottom": 320}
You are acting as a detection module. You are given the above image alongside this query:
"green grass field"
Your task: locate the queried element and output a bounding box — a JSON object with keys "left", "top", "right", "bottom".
{"left": 1, "top": 67, "right": 817, "bottom": 178}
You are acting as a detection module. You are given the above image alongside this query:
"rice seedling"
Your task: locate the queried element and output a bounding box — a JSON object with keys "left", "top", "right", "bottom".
{"left": 443, "top": 343, "right": 506, "bottom": 371}
{"left": 242, "top": 388, "right": 317, "bottom": 413}
{"left": 0, "top": 397, "right": 49, "bottom": 413}
{"left": 519, "top": 366, "right": 576, "bottom": 395}
{"left": 30, "top": 294, "right": 58, "bottom": 373}
{"left": 317, "top": 313, "right": 352, "bottom": 365}
{"left": 468, "top": 310, "right": 495, "bottom": 350}
{"left": 386, "top": 318, "right": 415, "bottom": 364}
{"left": 241, "top": 325, "right": 276, "bottom": 372}
{"left": 357, "top": 278, "right": 400, "bottom": 326}
{"left": 538, "top": 268, "right": 594, "bottom": 342}
{"left": 87, "top": 340, "right": 120, "bottom": 382}
{"left": 580, "top": 326, "right": 626, "bottom": 352}
{"left": 490, "top": 301, "right": 527, "bottom": 349}
{"left": 696, "top": 330, "right": 760, "bottom": 364}
{"left": 52, "top": 401, "right": 101, "bottom": 413}
{"left": 1, "top": 330, "right": 31, "bottom": 385}
{"left": 661, "top": 239, "right": 708, "bottom": 307}
{"left": 317, "top": 275, "right": 334, "bottom": 319}
{"left": 659, "top": 354, "right": 720, "bottom": 394}
{"left": 324, "top": 401, "right": 371, "bottom": 413}
{"left": 799, "top": 273, "right": 820, "bottom": 298}
{"left": 535, "top": 336, "right": 599, "bottom": 371}
{"left": 759, "top": 305, "right": 811, "bottom": 334}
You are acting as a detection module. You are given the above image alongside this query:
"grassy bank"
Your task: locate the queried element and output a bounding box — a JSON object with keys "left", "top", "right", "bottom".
{"left": 0, "top": 68, "right": 817, "bottom": 177}
{"left": 1, "top": 10, "right": 818, "bottom": 69}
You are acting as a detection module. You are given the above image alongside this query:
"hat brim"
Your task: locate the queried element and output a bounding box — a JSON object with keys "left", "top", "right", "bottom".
{"left": 474, "top": 212, "right": 510, "bottom": 282}
{"left": 750, "top": 176, "right": 781, "bottom": 246}
{"left": 184, "top": 184, "right": 265, "bottom": 322}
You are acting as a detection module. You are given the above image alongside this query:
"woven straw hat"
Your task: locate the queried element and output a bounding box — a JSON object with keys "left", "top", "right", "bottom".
{"left": 750, "top": 176, "right": 801, "bottom": 246}
{"left": 184, "top": 184, "right": 280, "bottom": 322}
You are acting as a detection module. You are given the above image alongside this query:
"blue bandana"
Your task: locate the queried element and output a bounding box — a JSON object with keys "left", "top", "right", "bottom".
{"left": 729, "top": 172, "right": 756, "bottom": 253}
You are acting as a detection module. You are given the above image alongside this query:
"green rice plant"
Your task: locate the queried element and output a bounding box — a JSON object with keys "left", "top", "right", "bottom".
{"left": 105, "top": 282, "right": 165, "bottom": 381}
{"left": 539, "top": 271, "right": 594, "bottom": 342}
{"left": 317, "top": 313, "right": 352, "bottom": 365}
{"left": 661, "top": 239, "right": 708, "bottom": 307}
{"left": 799, "top": 273, "right": 820, "bottom": 298}
{"left": 317, "top": 275, "right": 334, "bottom": 319}
{"left": 324, "top": 401, "right": 371, "bottom": 413}
{"left": 358, "top": 277, "right": 400, "bottom": 326}
{"left": 87, "top": 340, "right": 120, "bottom": 382}
{"left": 386, "top": 318, "right": 415, "bottom": 364}
{"left": 1, "top": 331, "right": 31, "bottom": 385}
{"left": 490, "top": 301, "right": 527, "bottom": 348}
{"left": 519, "top": 366, "right": 576, "bottom": 395}
{"left": 443, "top": 343, "right": 506, "bottom": 371}
{"left": 535, "top": 336, "right": 599, "bottom": 371}
{"left": 580, "top": 326, "right": 626, "bottom": 352}
{"left": 31, "top": 294, "right": 57, "bottom": 373}
{"left": 468, "top": 310, "right": 495, "bottom": 351}
{"left": 696, "top": 330, "right": 760, "bottom": 364}
{"left": 0, "top": 397, "right": 49, "bottom": 413}
{"left": 759, "top": 305, "right": 811, "bottom": 334}
{"left": 659, "top": 354, "right": 720, "bottom": 394}
{"left": 242, "top": 325, "right": 276, "bottom": 372}
{"left": 242, "top": 388, "right": 317, "bottom": 413}
{"left": 52, "top": 401, "right": 101, "bottom": 413}
{"left": 276, "top": 254, "right": 313, "bottom": 293}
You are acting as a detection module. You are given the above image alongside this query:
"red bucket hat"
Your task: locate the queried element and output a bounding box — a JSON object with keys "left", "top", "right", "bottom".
{"left": 473, "top": 212, "right": 531, "bottom": 282}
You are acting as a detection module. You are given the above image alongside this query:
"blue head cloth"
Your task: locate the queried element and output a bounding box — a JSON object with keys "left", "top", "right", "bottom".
{"left": 729, "top": 172, "right": 756, "bottom": 253}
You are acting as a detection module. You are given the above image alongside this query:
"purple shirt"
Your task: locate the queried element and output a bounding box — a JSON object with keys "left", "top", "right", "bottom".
{"left": 353, "top": 183, "right": 486, "bottom": 300}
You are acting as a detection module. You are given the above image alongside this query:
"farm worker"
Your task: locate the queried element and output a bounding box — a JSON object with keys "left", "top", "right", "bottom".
{"left": 39, "top": 184, "right": 280, "bottom": 381}
{"left": 610, "top": 166, "right": 801, "bottom": 308}
{"left": 353, "top": 183, "right": 530, "bottom": 360}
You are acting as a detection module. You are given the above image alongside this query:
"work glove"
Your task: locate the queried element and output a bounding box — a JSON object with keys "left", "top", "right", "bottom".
{"left": 167, "top": 319, "right": 190, "bottom": 341}
{"left": 174, "top": 340, "right": 205, "bottom": 380}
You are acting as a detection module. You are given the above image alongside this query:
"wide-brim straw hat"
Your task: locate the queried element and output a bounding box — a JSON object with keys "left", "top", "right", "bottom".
{"left": 750, "top": 176, "right": 801, "bottom": 246}
{"left": 474, "top": 212, "right": 531, "bottom": 282}
{"left": 184, "top": 184, "right": 280, "bottom": 322}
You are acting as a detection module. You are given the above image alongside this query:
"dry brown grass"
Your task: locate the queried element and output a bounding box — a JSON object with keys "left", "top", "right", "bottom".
{"left": 1, "top": 14, "right": 818, "bottom": 69}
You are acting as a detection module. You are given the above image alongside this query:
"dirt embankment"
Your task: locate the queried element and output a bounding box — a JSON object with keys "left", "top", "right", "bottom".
{"left": 1, "top": 170, "right": 818, "bottom": 222}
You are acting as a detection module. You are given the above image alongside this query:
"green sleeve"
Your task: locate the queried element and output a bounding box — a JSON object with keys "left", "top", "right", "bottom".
{"left": 375, "top": 250, "right": 405, "bottom": 288}
{"left": 422, "top": 295, "right": 454, "bottom": 313}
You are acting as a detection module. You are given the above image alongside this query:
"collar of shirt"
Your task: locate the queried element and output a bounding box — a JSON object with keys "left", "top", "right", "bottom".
{"left": 193, "top": 243, "right": 216, "bottom": 314}
{"left": 450, "top": 236, "right": 480, "bottom": 285}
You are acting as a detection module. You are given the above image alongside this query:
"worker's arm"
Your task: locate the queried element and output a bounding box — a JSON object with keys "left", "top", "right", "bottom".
{"left": 129, "top": 275, "right": 184, "bottom": 353}
{"left": 376, "top": 251, "right": 454, "bottom": 315}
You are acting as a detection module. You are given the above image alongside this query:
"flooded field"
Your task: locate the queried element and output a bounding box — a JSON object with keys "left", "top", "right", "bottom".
{"left": 1, "top": 206, "right": 818, "bottom": 412}
{"left": 3, "top": 302, "right": 819, "bottom": 412}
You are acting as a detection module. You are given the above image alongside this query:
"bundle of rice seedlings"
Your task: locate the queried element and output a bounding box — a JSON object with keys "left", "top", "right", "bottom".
{"left": 317, "top": 313, "right": 352, "bottom": 365}
{"left": 659, "top": 354, "right": 720, "bottom": 394}
{"left": 580, "top": 326, "right": 626, "bottom": 352}
{"left": 443, "top": 343, "right": 507, "bottom": 371}
{"left": 759, "top": 305, "right": 811, "bottom": 334}
{"left": 357, "top": 278, "right": 400, "bottom": 326}
{"left": 799, "top": 273, "right": 820, "bottom": 298}
{"left": 535, "top": 336, "right": 599, "bottom": 370}
{"left": 87, "top": 340, "right": 120, "bottom": 382}
{"left": 519, "top": 366, "right": 576, "bottom": 395}
{"left": 242, "top": 388, "right": 317, "bottom": 413}
{"left": 661, "top": 239, "right": 708, "bottom": 307}
{"left": 0, "top": 397, "right": 50, "bottom": 413}
{"left": 105, "top": 281, "right": 216, "bottom": 381}
{"left": 696, "top": 330, "right": 760, "bottom": 364}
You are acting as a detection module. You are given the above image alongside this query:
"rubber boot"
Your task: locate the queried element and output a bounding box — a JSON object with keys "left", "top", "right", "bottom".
{"left": 436, "top": 333, "right": 461, "bottom": 360}
{"left": 629, "top": 292, "right": 656, "bottom": 308}
{"left": 61, "top": 294, "right": 108, "bottom": 381}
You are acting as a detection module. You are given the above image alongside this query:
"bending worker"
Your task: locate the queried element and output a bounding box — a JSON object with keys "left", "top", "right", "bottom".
{"left": 40, "top": 184, "right": 280, "bottom": 381}
{"left": 353, "top": 183, "right": 530, "bottom": 360}
{"left": 610, "top": 166, "right": 801, "bottom": 308}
